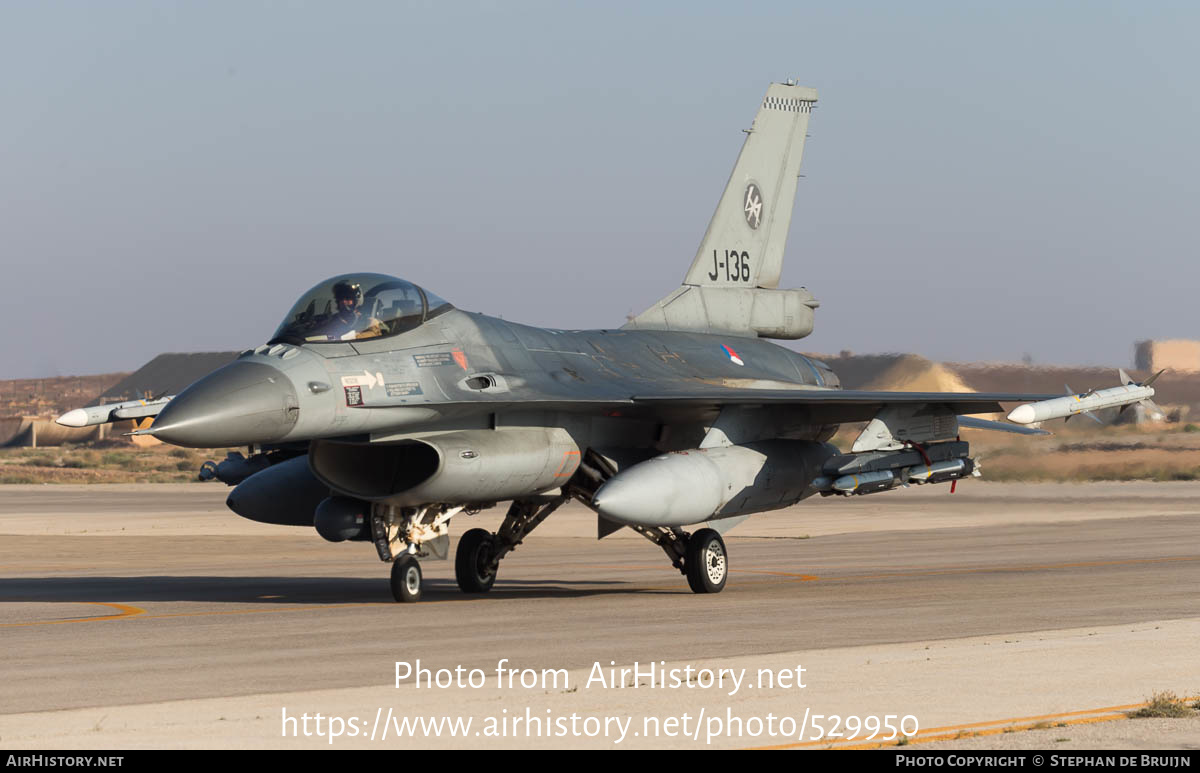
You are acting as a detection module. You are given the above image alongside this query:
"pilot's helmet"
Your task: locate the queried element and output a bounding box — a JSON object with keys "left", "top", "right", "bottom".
{"left": 332, "top": 281, "right": 362, "bottom": 310}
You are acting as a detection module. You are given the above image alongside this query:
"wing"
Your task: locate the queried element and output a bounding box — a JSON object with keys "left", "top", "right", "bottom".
{"left": 351, "top": 384, "right": 1065, "bottom": 430}
{"left": 628, "top": 388, "right": 1064, "bottom": 425}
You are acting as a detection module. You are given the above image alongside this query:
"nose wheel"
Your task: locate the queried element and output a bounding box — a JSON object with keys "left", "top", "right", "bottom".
{"left": 685, "top": 528, "right": 728, "bottom": 594}
{"left": 390, "top": 554, "right": 423, "bottom": 603}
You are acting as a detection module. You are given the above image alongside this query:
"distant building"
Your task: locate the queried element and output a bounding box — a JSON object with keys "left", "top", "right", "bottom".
{"left": 1, "top": 352, "right": 239, "bottom": 447}
{"left": 1134, "top": 340, "right": 1200, "bottom": 374}
{"left": 95, "top": 352, "right": 240, "bottom": 403}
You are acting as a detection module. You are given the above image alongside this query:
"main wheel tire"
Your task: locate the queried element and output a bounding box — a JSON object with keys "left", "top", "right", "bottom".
{"left": 685, "top": 528, "right": 728, "bottom": 594}
{"left": 455, "top": 528, "right": 498, "bottom": 593}
{"left": 390, "top": 554, "right": 423, "bottom": 603}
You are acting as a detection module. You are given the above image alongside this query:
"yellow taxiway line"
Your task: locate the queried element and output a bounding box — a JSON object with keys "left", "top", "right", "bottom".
{"left": 753, "top": 696, "right": 1200, "bottom": 750}
{"left": 0, "top": 602, "right": 145, "bottom": 628}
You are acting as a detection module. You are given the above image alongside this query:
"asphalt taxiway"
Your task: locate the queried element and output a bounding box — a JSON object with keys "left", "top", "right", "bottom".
{"left": 2, "top": 482, "right": 1198, "bottom": 748}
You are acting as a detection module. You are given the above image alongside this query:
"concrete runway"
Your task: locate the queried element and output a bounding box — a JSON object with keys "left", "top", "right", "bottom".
{"left": 2, "top": 482, "right": 1199, "bottom": 749}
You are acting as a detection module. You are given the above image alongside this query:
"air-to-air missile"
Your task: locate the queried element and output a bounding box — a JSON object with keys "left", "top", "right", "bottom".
{"left": 55, "top": 396, "right": 174, "bottom": 428}
{"left": 1006, "top": 369, "right": 1163, "bottom": 425}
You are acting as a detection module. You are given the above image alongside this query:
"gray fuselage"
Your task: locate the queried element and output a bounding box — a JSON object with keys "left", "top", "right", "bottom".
{"left": 150, "top": 307, "right": 842, "bottom": 455}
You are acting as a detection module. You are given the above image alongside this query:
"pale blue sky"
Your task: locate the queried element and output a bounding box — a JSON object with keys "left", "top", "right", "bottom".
{"left": 2, "top": 1, "right": 1197, "bottom": 378}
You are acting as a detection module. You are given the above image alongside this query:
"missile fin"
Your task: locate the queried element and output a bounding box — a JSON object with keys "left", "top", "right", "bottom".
{"left": 1141, "top": 398, "right": 1166, "bottom": 422}
{"left": 1144, "top": 369, "right": 1167, "bottom": 387}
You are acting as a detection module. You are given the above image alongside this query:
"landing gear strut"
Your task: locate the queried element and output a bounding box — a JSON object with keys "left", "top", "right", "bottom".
{"left": 371, "top": 503, "right": 465, "bottom": 604}
{"left": 454, "top": 495, "right": 568, "bottom": 594}
{"left": 628, "top": 524, "right": 729, "bottom": 594}
{"left": 570, "top": 449, "right": 731, "bottom": 595}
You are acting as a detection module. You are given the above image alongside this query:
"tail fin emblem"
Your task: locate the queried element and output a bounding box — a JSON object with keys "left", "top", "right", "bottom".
{"left": 744, "top": 183, "right": 763, "bottom": 230}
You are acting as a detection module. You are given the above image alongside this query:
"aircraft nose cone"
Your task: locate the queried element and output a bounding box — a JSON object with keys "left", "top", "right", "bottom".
{"left": 150, "top": 361, "right": 299, "bottom": 447}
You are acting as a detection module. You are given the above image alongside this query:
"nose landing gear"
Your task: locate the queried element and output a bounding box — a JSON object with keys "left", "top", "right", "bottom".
{"left": 390, "top": 554, "right": 423, "bottom": 603}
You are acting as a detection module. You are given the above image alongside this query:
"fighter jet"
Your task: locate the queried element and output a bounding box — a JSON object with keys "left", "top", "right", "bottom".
{"left": 60, "top": 82, "right": 1152, "bottom": 602}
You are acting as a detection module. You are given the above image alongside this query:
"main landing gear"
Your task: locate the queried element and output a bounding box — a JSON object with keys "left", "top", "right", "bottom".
{"left": 685, "top": 528, "right": 728, "bottom": 594}
{"left": 449, "top": 498, "right": 730, "bottom": 596}
{"left": 570, "top": 449, "right": 731, "bottom": 595}
{"left": 453, "top": 495, "right": 568, "bottom": 595}
{"left": 381, "top": 495, "right": 569, "bottom": 603}
{"left": 455, "top": 528, "right": 497, "bottom": 593}
{"left": 381, "top": 493, "right": 730, "bottom": 601}
{"left": 626, "top": 524, "right": 729, "bottom": 594}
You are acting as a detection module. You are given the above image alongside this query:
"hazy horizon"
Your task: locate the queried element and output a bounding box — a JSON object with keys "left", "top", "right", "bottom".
{"left": 3, "top": 2, "right": 1197, "bottom": 380}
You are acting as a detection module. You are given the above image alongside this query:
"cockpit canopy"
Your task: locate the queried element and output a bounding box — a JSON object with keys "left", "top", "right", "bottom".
{"left": 270, "top": 273, "right": 453, "bottom": 344}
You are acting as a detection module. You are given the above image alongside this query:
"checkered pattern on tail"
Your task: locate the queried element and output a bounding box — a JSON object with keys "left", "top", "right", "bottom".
{"left": 762, "top": 96, "right": 813, "bottom": 113}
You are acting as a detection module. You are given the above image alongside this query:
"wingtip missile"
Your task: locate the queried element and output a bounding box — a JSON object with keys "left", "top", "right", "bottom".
{"left": 55, "top": 404, "right": 115, "bottom": 427}
{"left": 55, "top": 408, "right": 92, "bottom": 428}
{"left": 1007, "top": 371, "right": 1157, "bottom": 425}
{"left": 55, "top": 396, "right": 174, "bottom": 428}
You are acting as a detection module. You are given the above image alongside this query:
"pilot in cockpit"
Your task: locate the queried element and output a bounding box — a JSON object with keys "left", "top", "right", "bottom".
{"left": 328, "top": 281, "right": 384, "bottom": 341}
{"left": 274, "top": 273, "right": 450, "bottom": 345}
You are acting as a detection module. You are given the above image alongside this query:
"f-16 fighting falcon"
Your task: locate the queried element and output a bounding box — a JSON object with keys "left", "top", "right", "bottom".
{"left": 60, "top": 82, "right": 1158, "bottom": 602}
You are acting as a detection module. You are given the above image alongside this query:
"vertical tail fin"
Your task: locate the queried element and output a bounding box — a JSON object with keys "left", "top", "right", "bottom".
{"left": 625, "top": 82, "right": 819, "bottom": 340}
{"left": 683, "top": 82, "right": 817, "bottom": 289}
